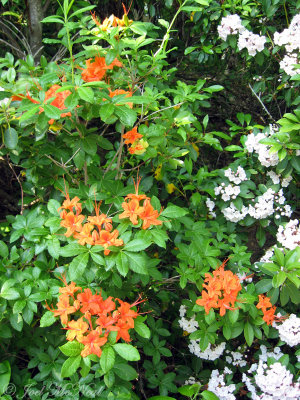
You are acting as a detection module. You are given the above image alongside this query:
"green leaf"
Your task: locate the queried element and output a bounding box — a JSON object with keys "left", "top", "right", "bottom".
{"left": 147, "top": 397, "right": 177, "bottom": 400}
{"left": 113, "top": 363, "right": 137, "bottom": 381}
{"left": 134, "top": 319, "right": 151, "bottom": 338}
{"left": 42, "top": 16, "right": 64, "bottom": 23}
{"left": 0, "top": 286, "right": 20, "bottom": 300}
{"left": 61, "top": 355, "right": 81, "bottom": 378}
{"left": 47, "top": 199, "right": 61, "bottom": 215}
{"left": 116, "top": 252, "right": 129, "bottom": 276}
{"left": 47, "top": 237, "right": 60, "bottom": 259}
{"left": 60, "top": 341, "right": 84, "bottom": 357}
{"left": 244, "top": 322, "right": 254, "bottom": 346}
{"left": 0, "top": 240, "right": 9, "bottom": 258}
{"left": 202, "top": 391, "right": 220, "bottom": 400}
{"left": 70, "top": 5, "right": 95, "bottom": 18}
{"left": 161, "top": 205, "right": 188, "bottom": 218}
{"left": 60, "top": 243, "right": 88, "bottom": 257}
{"left": 0, "top": 361, "right": 11, "bottom": 396}
{"left": 4, "top": 127, "right": 18, "bottom": 149}
{"left": 272, "top": 271, "right": 287, "bottom": 288}
{"left": 115, "top": 106, "right": 137, "bottom": 126}
{"left": 44, "top": 104, "right": 62, "bottom": 119}
{"left": 124, "top": 251, "right": 148, "bottom": 275}
{"left": 255, "top": 279, "right": 273, "bottom": 293}
{"left": 100, "top": 103, "right": 115, "bottom": 122}
{"left": 40, "top": 311, "right": 56, "bottom": 327}
{"left": 113, "top": 343, "right": 140, "bottom": 361}
{"left": 124, "top": 239, "right": 151, "bottom": 252}
{"left": 150, "top": 230, "right": 168, "bottom": 248}
{"left": 100, "top": 347, "right": 115, "bottom": 373}
{"left": 19, "top": 105, "right": 40, "bottom": 122}
{"left": 78, "top": 86, "right": 94, "bottom": 103}
{"left": 69, "top": 252, "right": 89, "bottom": 281}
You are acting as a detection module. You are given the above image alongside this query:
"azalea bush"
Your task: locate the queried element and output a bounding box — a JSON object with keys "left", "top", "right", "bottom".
{"left": 0, "top": 0, "right": 299, "bottom": 399}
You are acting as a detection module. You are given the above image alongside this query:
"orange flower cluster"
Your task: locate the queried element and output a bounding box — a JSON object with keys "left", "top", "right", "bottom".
{"left": 46, "top": 276, "right": 143, "bottom": 358}
{"left": 123, "top": 126, "right": 149, "bottom": 155}
{"left": 58, "top": 192, "right": 123, "bottom": 255}
{"left": 91, "top": 10, "right": 133, "bottom": 32}
{"left": 81, "top": 56, "right": 122, "bottom": 82}
{"left": 196, "top": 260, "right": 242, "bottom": 316}
{"left": 12, "top": 85, "right": 71, "bottom": 125}
{"left": 256, "top": 294, "right": 278, "bottom": 326}
{"left": 119, "top": 177, "right": 162, "bottom": 229}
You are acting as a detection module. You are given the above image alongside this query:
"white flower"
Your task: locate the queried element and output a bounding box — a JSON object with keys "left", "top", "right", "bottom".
{"left": 267, "top": 171, "right": 280, "bottom": 184}
{"left": 218, "top": 14, "right": 244, "bottom": 40}
{"left": 238, "top": 30, "right": 266, "bottom": 56}
{"left": 275, "top": 314, "right": 300, "bottom": 346}
{"left": 277, "top": 219, "right": 300, "bottom": 250}
{"left": 222, "top": 203, "right": 248, "bottom": 222}
{"left": 0, "top": 87, "right": 9, "bottom": 107}
{"left": 207, "top": 369, "right": 236, "bottom": 400}
{"left": 280, "top": 54, "right": 299, "bottom": 76}
{"left": 281, "top": 176, "right": 293, "bottom": 187}
{"left": 188, "top": 342, "right": 226, "bottom": 361}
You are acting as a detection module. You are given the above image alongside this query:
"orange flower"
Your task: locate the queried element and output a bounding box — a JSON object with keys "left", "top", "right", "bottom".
{"left": 43, "top": 84, "right": 71, "bottom": 124}
{"left": 125, "top": 176, "right": 148, "bottom": 202}
{"left": 77, "top": 288, "right": 103, "bottom": 315}
{"left": 119, "top": 199, "right": 144, "bottom": 225}
{"left": 196, "top": 260, "right": 242, "bottom": 316}
{"left": 58, "top": 195, "right": 82, "bottom": 214}
{"left": 73, "top": 223, "right": 94, "bottom": 246}
{"left": 123, "top": 127, "right": 143, "bottom": 145}
{"left": 87, "top": 201, "right": 112, "bottom": 231}
{"left": 46, "top": 294, "right": 77, "bottom": 325}
{"left": 128, "top": 139, "right": 149, "bottom": 155}
{"left": 108, "top": 88, "right": 133, "bottom": 108}
{"left": 58, "top": 275, "right": 81, "bottom": 297}
{"left": 81, "top": 57, "right": 122, "bottom": 82}
{"left": 256, "top": 294, "right": 273, "bottom": 312}
{"left": 262, "top": 306, "right": 276, "bottom": 326}
{"left": 80, "top": 329, "right": 108, "bottom": 358}
{"left": 93, "top": 229, "right": 124, "bottom": 255}
{"left": 66, "top": 317, "right": 89, "bottom": 342}
{"left": 60, "top": 211, "right": 85, "bottom": 237}
{"left": 139, "top": 199, "right": 162, "bottom": 230}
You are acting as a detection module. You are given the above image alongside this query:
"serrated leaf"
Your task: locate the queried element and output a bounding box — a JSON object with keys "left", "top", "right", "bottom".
{"left": 113, "top": 343, "right": 140, "bottom": 361}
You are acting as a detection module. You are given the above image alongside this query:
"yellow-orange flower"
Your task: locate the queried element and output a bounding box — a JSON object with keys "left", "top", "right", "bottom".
{"left": 81, "top": 57, "right": 122, "bottom": 82}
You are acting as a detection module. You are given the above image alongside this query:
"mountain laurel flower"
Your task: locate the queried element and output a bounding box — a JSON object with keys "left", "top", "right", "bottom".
{"left": 274, "top": 314, "right": 300, "bottom": 346}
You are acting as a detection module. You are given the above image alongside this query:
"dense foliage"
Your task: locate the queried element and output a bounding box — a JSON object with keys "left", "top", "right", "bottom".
{"left": 0, "top": 0, "right": 299, "bottom": 399}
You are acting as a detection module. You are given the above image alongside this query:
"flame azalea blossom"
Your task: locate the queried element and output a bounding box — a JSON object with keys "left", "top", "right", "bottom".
{"left": 256, "top": 294, "right": 282, "bottom": 326}
{"left": 119, "top": 177, "right": 163, "bottom": 230}
{"left": 58, "top": 194, "right": 123, "bottom": 255}
{"left": 42, "top": 84, "right": 72, "bottom": 124}
{"left": 46, "top": 277, "right": 145, "bottom": 358}
{"left": 91, "top": 10, "right": 133, "bottom": 32}
{"left": 81, "top": 57, "right": 122, "bottom": 82}
{"left": 108, "top": 88, "right": 133, "bottom": 108}
{"left": 123, "top": 126, "right": 143, "bottom": 145}
{"left": 196, "top": 259, "right": 242, "bottom": 316}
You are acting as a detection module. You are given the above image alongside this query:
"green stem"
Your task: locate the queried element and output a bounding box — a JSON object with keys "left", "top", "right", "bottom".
{"left": 283, "top": 1, "right": 289, "bottom": 26}
{"left": 153, "top": 0, "right": 188, "bottom": 58}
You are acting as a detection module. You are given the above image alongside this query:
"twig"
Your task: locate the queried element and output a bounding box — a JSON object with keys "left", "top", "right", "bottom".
{"left": 115, "top": 126, "right": 125, "bottom": 179}
{"left": 248, "top": 84, "right": 276, "bottom": 122}
{"left": 139, "top": 102, "right": 184, "bottom": 122}
{"left": 7, "top": 158, "right": 24, "bottom": 215}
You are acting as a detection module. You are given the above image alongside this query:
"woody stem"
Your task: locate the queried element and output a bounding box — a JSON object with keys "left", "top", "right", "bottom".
{"left": 115, "top": 126, "right": 125, "bottom": 179}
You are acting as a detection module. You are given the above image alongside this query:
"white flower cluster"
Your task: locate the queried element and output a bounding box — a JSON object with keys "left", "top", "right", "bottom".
{"left": 217, "top": 14, "right": 244, "bottom": 40}
{"left": 248, "top": 188, "right": 276, "bottom": 219}
{"left": 274, "top": 13, "right": 300, "bottom": 76}
{"left": 245, "top": 128, "right": 279, "bottom": 167}
{"left": 275, "top": 314, "right": 300, "bottom": 347}
{"left": 218, "top": 14, "right": 266, "bottom": 56}
{"left": 178, "top": 305, "right": 199, "bottom": 333}
{"left": 206, "top": 198, "right": 216, "bottom": 218}
{"left": 267, "top": 171, "right": 293, "bottom": 187}
{"left": 207, "top": 369, "right": 236, "bottom": 400}
{"left": 225, "top": 348, "right": 247, "bottom": 367}
{"left": 238, "top": 30, "right": 267, "bottom": 56}
{"left": 242, "top": 345, "right": 300, "bottom": 399}
{"left": 277, "top": 219, "right": 300, "bottom": 250}
{"left": 222, "top": 203, "right": 248, "bottom": 222}
{"left": 215, "top": 183, "right": 241, "bottom": 201}
{"left": 188, "top": 341, "right": 226, "bottom": 361}
{"left": 224, "top": 166, "right": 247, "bottom": 184}
{"left": 184, "top": 376, "right": 201, "bottom": 386}
{"left": 254, "top": 361, "right": 300, "bottom": 399}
